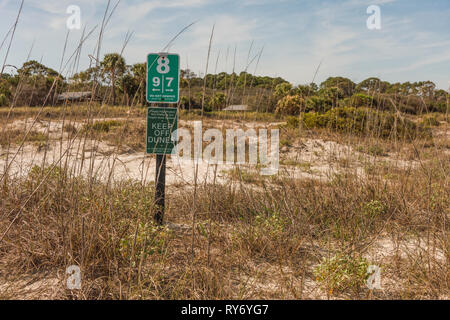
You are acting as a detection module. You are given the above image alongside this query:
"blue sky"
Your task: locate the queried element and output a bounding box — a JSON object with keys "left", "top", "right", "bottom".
{"left": 1, "top": 0, "right": 449, "bottom": 89}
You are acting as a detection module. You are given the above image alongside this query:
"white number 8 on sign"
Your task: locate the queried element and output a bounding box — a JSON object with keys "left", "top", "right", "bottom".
{"left": 157, "top": 57, "right": 170, "bottom": 74}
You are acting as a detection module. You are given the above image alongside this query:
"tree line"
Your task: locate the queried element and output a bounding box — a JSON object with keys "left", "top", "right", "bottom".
{"left": 0, "top": 53, "right": 448, "bottom": 115}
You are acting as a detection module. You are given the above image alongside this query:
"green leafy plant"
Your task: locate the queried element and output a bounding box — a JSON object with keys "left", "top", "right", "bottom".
{"left": 420, "top": 115, "right": 440, "bottom": 127}
{"left": 301, "top": 107, "right": 431, "bottom": 140}
{"left": 349, "top": 93, "right": 376, "bottom": 108}
{"left": 85, "top": 120, "right": 123, "bottom": 133}
{"left": 254, "top": 209, "right": 288, "bottom": 239}
{"left": 285, "top": 115, "right": 300, "bottom": 128}
{"left": 314, "top": 254, "right": 371, "bottom": 295}
{"left": 362, "top": 200, "right": 386, "bottom": 218}
{"left": 305, "top": 95, "right": 333, "bottom": 113}
{"left": 275, "top": 95, "right": 305, "bottom": 115}
{"left": 0, "top": 93, "right": 7, "bottom": 106}
{"left": 120, "top": 222, "right": 172, "bottom": 266}
{"left": 367, "top": 144, "right": 387, "bottom": 156}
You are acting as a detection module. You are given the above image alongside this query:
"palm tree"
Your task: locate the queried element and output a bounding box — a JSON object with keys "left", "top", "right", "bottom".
{"left": 132, "top": 63, "right": 146, "bottom": 105}
{"left": 101, "top": 53, "right": 126, "bottom": 105}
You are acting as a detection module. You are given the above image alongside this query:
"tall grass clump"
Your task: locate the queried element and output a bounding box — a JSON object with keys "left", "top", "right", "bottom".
{"left": 0, "top": 165, "right": 165, "bottom": 298}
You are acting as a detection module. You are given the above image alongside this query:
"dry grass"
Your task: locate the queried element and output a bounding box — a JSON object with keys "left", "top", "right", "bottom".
{"left": 0, "top": 110, "right": 448, "bottom": 299}
{"left": 0, "top": 129, "right": 47, "bottom": 147}
{"left": 0, "top": 105, "right": 146, "bottom": 121}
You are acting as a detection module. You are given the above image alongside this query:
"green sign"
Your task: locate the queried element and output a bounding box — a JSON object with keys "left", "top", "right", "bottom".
{"left": 147, "top": 53, "right": 180, "bottom": 104}
{"left": 146, "top": 107, "right": 178, "bottom": 155}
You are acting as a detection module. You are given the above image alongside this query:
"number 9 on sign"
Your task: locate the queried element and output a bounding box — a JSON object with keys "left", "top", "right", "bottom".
{"left": 153, "top": 77, "right": 160, "bottom": 87}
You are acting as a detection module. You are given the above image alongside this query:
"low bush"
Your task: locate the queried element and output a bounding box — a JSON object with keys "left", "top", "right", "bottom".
{"left": 0, "top": 93, "right": 7, "bottom": 106}
{"left": 275, "top": 95, "right": 305, "bottom": 115}
{"left": 349, "top": 93, "right": 376, "bottom": 108}
{"left": 285, "top": 115, "right": 300, "bottom": 128}
{"left": 300, "top": 107, "right": 430, "bottom": 140}
{"left": 305, "top": 95, "right": 333, "bottom": 113}
{"left": 84, "top": 120, "right": 123, "bottom": 132}
{"left": 420, "top": 115, "right": 440, "bottom": 127}
{"left": 314, "top": 254, "right": 371, "bottom": 295}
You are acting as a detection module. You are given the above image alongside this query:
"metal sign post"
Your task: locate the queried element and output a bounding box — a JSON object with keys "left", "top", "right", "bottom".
{"left": 146, "top": 53, "right": 180, "bottom": 225}
{"left": 154, "top": 152, "right": 166, "bottom": 225}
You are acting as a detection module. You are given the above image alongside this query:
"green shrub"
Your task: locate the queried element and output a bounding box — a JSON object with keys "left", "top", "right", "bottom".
{"left": 420, "top": 115, "right": 440, "bottom": 127}
{"left": 300, "top": 107, "right": 430, "bottom": 140}
{"left": 273, "top": 82, "right": 293, "bottom": 99}
{"left": 362, "top": 200, "right": 386, "bottom": 218}
{"left": 305, "top": 96, "right": 333, "bottom": 113}
{"left": 433, "top": 100, "right": 448, "bottom": 113}
{"left": 320, "top": 77, "right": 355, "bottom": 97}
{"left": 275, "top": 95, "right": 305, "bottom": 115}
{"left": 317, "top": 87, "right": 345, "bottom": 108}
{"left": 349, "top": 93, "right": 376, "bottom": 108}
{"left": 119, "top": 222, "right": 172, "bottom": 266}
{"left": 254, "top": 209, "right": 288, "bottom": 239}
{"left": 369, "top": 145, "right": 386, "bottom": 156}
{"left": 85, "top": 120, "right": 123, "bottom": 132}
{"left": 208, "top": 92, "right": 226, "bottom": 110}
{"left": 285, "top": 116, "right": 300, "bottom": 128}
{"left": 359, "top": 144, "right": 387, "bottom": 157}
{"left": 0, "top": 93, "right": 7, "bottom": 106}
{"left": 314, "top": 254, "right": 370, "bottom": 294}
{"left": 179, "top": 96, "right": 191, "bottom": 109}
